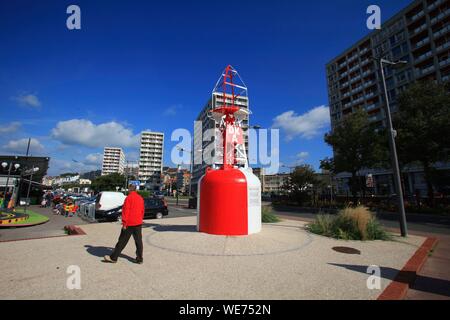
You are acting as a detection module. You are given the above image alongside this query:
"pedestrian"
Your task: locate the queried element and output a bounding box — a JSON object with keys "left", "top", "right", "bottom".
{"left": 104, "top": 184, "right": 145, "bottom": 264}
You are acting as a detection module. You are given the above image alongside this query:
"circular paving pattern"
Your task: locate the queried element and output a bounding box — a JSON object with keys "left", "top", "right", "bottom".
{"left": 145, "top": 223, "right": 313, "bottom": 257}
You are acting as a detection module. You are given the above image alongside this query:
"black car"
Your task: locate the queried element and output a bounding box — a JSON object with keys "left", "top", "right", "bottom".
{"left": 144, "top": 198, "right": 168, "bottom": 219}
{"left": 188, "top": 197, "right": 197, "bottom": 209}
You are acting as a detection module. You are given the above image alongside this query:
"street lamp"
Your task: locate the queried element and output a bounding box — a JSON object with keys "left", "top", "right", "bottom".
{"left": 379, "top": 58, "right": 408, "bottom": 237}
{"left": 24, "top": 166, "right": 39, "bottom": 214}
{"left": 1, "top": 160, "right": 20, "bottom": 210}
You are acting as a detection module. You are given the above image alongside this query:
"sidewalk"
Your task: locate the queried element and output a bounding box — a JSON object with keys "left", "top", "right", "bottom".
{"left": 0, "top": 216, "right": 427, "bottom": 299}
{"left": 278, "top": 214, "right": 450, "bottom": 300}
{"left": 0, "top": 205, "right": 88, "bottom": 242}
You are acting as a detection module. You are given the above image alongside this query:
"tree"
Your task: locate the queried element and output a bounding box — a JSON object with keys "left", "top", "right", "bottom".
{"left": 282, "top": 164, "right": 322, "bottom": 206}
{"left": 324, "top": 109, "right": 387, "bottom": 200}
{"left": 395, "top": 81, "right": 450, "bottom": 205}
{"left": 91, "top": 173, "right": 126, "bottom": 192}
{"left": 320, "top": 157, "right": 335, "bottom": 202}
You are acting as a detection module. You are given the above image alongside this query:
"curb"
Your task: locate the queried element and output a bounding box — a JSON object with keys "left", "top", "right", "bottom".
{"left": 64, "top": 225, "right": 87, "bottom": 236}
{"left": 377, "top": 237, "right": 438, "bottom": 300}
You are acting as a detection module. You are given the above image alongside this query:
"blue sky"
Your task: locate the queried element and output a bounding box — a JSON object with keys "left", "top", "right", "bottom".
{"left": 0, "top": 0, "right": 412, "bottom": 176}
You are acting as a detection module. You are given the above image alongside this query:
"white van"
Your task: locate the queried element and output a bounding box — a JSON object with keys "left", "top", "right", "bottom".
{"left": 95, "top": 192, "right": 126, "bottom": 221}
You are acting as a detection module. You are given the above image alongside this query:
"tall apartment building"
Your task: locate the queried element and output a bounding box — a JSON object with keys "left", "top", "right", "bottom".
{"left": 326, "top": 0, "right": 449, "bottom": 196}
{"left": 101, "top": 147, "right": 125, "bottom": 176}
{"left": 138, "top": 131, "right": 164, "bottom": 188}
{"left": 190, "top": 92, "right": 250, "bottom": 194}
{"left": 327, "top": 0, "right": 449, "bottom": 130}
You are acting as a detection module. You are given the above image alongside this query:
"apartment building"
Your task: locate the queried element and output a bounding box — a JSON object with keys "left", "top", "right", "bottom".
{"left": 327, "top": 0, "right": 449, "bottom": 129}
{"left": 101, "top": 147, "right": 125, "bottom": 176}
{"left": 138, "top": 131, "right": 164, "bottom": 189}
{"left": 190, "top": 92, "right": 250, "bottom": 194}
{"left": 326, "top": 0, "right": 450, "bottom": 196}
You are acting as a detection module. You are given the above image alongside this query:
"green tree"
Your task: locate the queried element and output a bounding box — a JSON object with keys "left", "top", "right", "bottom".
{"left": 324, "top": 109, "right": 387, "bottom": 200}
{"left": 282, "top": 164, "right": 322, "bottom": 206}
{"left": 395, "top": 81, "right": 450, "bottom": 204}
{"left": 91, "top": 173, "right": 126, "bottom": 192}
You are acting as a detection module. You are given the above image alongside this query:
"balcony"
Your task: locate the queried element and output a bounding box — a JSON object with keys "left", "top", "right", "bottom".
{"left": 415, "top": 51, "right": 433, "bottom": 62}
{"left": 411, "top": 24, "right": 428, "bottom": 35}
{"left": 412, "top": 37, "right": 430, "bottom": 49}
{"left": 350, "top": 75, "right": 362, "bottom": 83}
{"left": 436, "top": 42, "right": 450, "bottom": 52}
{"left": 416, "top": 65, "right": 436, "bottom": 76}
{"left": 439, "top": 57, "right": 450, "bottom": 67}
{"left": 360, "top": 47, "right": 370, "bottom": 55}
{"left": 351, "top": 85, "right": 363, "bottom": 94}
{"left": 428, "top": 0, "right": 444, "bottom": 11}
{"left": 352, "top": 97, "right": 364, "bottom": 104}
{"left": 361, "top": 58, "right": 371, "bottom": 66}
{"left": 364, "top": 80, "right": 375, "bottom": 87}
{"left": 433, "top": 25, "right": 450, "bottom": 39}
{"left": 348, "top": 65, "right": 359, "bottom": 73}
{"left": 430, "top": 9, "right": 450, "bottom": 24}
{"left": 365, "top": 103, "right": 379, "bottom": 111}
{"left": 408, "top": 10, "right": 425, "bottom": 23}
{"left": 365, "top": 92, "right": 376, "bottom": 99}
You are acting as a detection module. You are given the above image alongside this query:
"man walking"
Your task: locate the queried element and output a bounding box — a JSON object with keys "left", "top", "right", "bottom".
{"left": 104, "top": 184, "right": 145, "bottom": 264}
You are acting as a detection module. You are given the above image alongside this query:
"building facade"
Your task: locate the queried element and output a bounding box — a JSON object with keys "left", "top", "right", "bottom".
{"left": 190, "top": 93, "right": 250, "bottom": 194}
{"left": 326, "top": 0, "right": 450, "bottom": 197}
{"left": 138, "top": 131, "right": 164, "bottom": 189}
{"left": 327, "top": 0, "right": 449, "bottom": 130}
{"left": 101, "top": 147, "right": 125, "bottom": 176}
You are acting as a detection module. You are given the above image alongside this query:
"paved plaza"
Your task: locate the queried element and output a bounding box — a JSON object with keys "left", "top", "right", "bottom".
{"left": 0, "top": 216, "right": 426, "bottom": 300}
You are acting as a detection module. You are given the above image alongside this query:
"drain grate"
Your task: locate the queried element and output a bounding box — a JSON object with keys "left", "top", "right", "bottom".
{"left": 332, "top": 246, "right": 361, "bottom": 255}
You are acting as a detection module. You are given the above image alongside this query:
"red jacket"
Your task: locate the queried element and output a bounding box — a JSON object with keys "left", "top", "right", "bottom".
{"left": 121, "top": 191, "right": 144, "bottom": 227}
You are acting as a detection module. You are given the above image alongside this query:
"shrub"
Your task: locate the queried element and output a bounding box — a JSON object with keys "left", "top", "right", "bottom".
{"left": 261, "top": 205, "right": 281, "bottom": 223}
{"left": 307, "top": 206, "right": 390, "bottom": 241}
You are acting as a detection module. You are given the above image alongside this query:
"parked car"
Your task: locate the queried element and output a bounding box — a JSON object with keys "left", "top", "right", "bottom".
{"left": 144, "top": 198, "right": 168, "bottom": 219}
{"left": 95, "top": 191, "right": 126, "bottom": 221}
{"left": 153, "top": 191, "right": 164, "bottom": 199}
{"left": 188, "top": 197, "right": 197, "bottom": 209}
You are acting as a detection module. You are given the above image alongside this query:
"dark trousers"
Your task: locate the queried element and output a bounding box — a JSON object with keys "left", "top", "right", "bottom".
{"left": 111, "top": 225, "right": 143, "bottom": 261}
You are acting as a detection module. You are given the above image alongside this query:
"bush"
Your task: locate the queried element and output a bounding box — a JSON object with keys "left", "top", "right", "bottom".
{"left": 307, "top": 206, "right": 391, "bottom": 241}
{"left": 137, "top": 191, "right": 151, "bottom": 198}
{"left": 261, "top": 205, "right": 281, "bottom": 223}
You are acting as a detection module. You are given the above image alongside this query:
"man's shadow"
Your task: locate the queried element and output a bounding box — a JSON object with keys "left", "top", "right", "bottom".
{"left": 84, "top": 245, "right": 135, "bottom": 263}
{"left": 142, "top": 223, "right": 197, "bottom": 233}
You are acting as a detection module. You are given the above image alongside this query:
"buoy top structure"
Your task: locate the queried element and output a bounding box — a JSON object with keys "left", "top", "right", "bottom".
{"left": 197, "top": 65, "right": 262, "bottom": 236}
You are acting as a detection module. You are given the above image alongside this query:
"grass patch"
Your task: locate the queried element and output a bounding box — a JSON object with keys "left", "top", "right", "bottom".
{"left": 262, "top": 205, "right": 281, "bottom": 223}
{"left": 307, "top": 206, "right": 391, "bottom": 241}
{"left": 9, "top": 209, "right": 49, "bottom": 225}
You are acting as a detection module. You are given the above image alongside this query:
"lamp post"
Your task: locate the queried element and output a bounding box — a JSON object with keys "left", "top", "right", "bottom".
{"left": 1, "top": 160, "right": 20, "bottom": 210}
{"left": 24, "top": 166, "right": 39, "bottom": 214}
{"left": 379, "top": 58, "right": 408, "bottom": 237}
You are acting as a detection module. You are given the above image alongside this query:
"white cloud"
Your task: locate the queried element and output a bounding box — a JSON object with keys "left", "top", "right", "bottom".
{"left": 48, "top": 158, "right": 99, "bottom": 176}
{"left": 0, "top": 122, "right": 21, "bottom": 134}
{"left": 85, "top": 153, "right": 103, "bottom": 165}
{"left": 13, "top": 94, "right": 41, "bottom": 108}
{"left": 297, "top": 151, "right": 309, "bottom": 159}
{"left": 3, "top": 138, "right": 44, "bottom": 154}
{"left": 272, "top": 105, "right": 330, "bottom": 140}
{"left": 51, "top": 119, "right": 140, "bottom": 149}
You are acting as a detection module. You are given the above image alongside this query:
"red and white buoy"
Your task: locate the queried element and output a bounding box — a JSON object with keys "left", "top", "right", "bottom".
{"left": 197, "top": 65, "right": 261, "bottom": 236}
